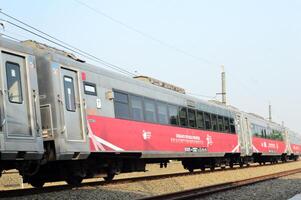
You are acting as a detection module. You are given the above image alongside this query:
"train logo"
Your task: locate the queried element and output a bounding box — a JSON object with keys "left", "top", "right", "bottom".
{"left": 142, "top": 130, "right": 152, "bottom": 140}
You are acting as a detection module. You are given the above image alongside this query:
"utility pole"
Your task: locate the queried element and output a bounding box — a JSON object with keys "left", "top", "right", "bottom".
{"left": 268, "top": 102, "right": 272, "bottom": 122}
{"left": 221, "top": 65, "right": 226, "bottom": 105}
{"left": 216, "top": 65, "right": 227, "bottom": 105}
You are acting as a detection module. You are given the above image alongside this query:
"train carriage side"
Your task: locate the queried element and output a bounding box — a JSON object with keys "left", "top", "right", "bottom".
{"left": 287, "top": 129, "right": 301, "bottom": 160}
{"left": 246, "top": 113, "right": 287, "bottom": 163}
{"left": 0, "top": 37, "right": 44, "bottom": 175}
{"left": 79, "top": 65, "right": 244, "bottom": 172}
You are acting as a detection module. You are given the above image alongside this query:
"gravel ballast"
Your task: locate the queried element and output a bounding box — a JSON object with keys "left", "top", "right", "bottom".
{"left": 198, "top": 172, "right": 301, "bottom": 200}
{"left": 2, "top": 161, "right": 301, "bottom": 199}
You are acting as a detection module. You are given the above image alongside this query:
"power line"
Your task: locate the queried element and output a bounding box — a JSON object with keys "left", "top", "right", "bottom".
{"left": 73, "top": 0, "right": 217, "bottom": 66}
{"left": 0, "top": 32, "right": 20, "bottom": 42}
{"left": 0, "top": 10, "right": 218, "bottom": 101}
{"left": 72, "top": 0, "right": 271, "bottom": 104}
{"left": 0, "top": 11, "right": 136, "bottom": 77}
{"left": 0, "top": 9, "right": 269, "bottom": 106}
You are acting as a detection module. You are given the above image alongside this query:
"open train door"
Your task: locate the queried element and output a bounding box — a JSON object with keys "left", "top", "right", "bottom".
{"left": 236, "top": 113, "right": 252, "bottom": 156}
{"left": 0, "top": 51, "right": 43, "bottom": 160}
{"left": 58, "top": 67, "right": 89, "bottom": 159}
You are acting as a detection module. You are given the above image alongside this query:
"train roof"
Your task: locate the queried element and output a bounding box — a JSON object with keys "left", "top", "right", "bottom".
{"left": 0, "top": 36, "right": 298, "bottom": 133}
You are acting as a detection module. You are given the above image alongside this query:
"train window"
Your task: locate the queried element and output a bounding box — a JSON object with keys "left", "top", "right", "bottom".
{"left": 114, "top": 91, "right": 130, "bottom": 119}
{"left": 188, "top": 109, "right": 196, "bottom": 128}
{"left": 230, "top": 118, "right": 236, "bottom": 133}
{"left": 204, "top": 112, "right": 211, "bottom": 130}
{"left": 6, "top": 62, "right": 23, "bottom": 104}
{"left": 211, "top": 114, "right": 218, "bottom": 131}
{"left": 196, "top": 111, "right": 204, "bottom": 129}
{"left": 144, "top": 98, "right": 157, "bottom": 123}
{"left": 218, "top": 116, "right": 224, "bottom": 132}
{"left": 157, "top": 101, "right": 168, "bottom": 124}
{"left": 130, "top": 95, "right": 144, "bottom": 121}
{"left": 179, "top": 107, "right": 188, "bottom": 127}
{"left": 84, "top": 82, "right": 97, "bottom": 96}
{"left": 168, "top": 104, "right": 179, "bottom": 125}
{"left": 63, "top": 76, "right": 76, "bottom": 112}
{"left": 224, "top": 117, "right": 230, "bottom": 132}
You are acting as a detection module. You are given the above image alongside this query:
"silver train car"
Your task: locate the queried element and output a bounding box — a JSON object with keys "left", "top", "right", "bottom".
{"left": 0, "top": 36, "right": 300, "bottom": 187}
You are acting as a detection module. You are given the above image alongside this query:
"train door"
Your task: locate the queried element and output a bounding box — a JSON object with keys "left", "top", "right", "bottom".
{"left": 60, "top": 68, "right": 84, "bottom": 142}
{"left": 236, "top": 113, "right": 252, "bottom": 156}
{"left": 242, "top": 116, "right": 252, "bottom": 155}
{"left": 1, "top": 52, "right": 32, "bottom": 137}
{"left": 0, "top": 51, "right": 43, "bottom": 160}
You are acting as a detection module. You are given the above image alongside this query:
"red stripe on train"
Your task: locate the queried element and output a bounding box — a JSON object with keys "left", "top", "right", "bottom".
{"left": 87, "top": 115, "right": 239, "bottom": 153}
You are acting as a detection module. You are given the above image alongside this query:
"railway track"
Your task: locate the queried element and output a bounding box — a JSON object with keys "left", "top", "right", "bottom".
{"left": 0, "top": 161, "right": 297, "bottom": 198}
{"left": 139, "top": 168, "right": 301, "bottom": 200}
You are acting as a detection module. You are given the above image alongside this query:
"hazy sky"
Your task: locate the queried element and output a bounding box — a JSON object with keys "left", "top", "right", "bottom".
{"left": 1, "top": 0, "right": 301, "bottom": 132}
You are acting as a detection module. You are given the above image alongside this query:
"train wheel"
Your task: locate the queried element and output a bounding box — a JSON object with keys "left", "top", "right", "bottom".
{"left": 29, "top": 179, "right": 45, "bottom": 188}
{"left": 239, "top": 162, "right": 243, "bottom": 168}
{"left": 104, "top": 173, "right": 115, "bottom": 182}
{"left": 210, "top": 165, "right": 215, "bottom": 171}
{"left": 66, "top": 175, "right": 83, "bottom": 187}
{"left": 229, "top": 162, "right": 234, "bottom": 169}
{"left": 200, "top": 165, "right": 205, "bottom": 171}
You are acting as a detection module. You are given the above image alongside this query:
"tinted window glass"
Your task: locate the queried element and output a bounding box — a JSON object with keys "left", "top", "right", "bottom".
{"left": 157, "top": 101, "right": 168, "bottom": 124}
{"left": 84, "top": 82, "right": 97, "bottom": 96}
{"left": 211, "top": 114, "right": 218, "bottom": 131}
{"left": 63, "top": 76, "right": 76, "bottom": 112}
{"left": 188, "top": 109, "right": 196, "bottom": 128}
{"left": 224, "top": 117, "right": 230, "bottom": 132}
{"left": 179, "top": 107, "right": 188, "bottom": 127}
{"left": 130, "top": 95, "right": 144, "bottom": 121}
{"left": 144, "top": 98, "right": 157, "bottom": 123}
{"left": 230, "top": 118, "right": 236, "bottom": 133}
{"left": 168, "top": 104, "right": 179, "bottom": 125}
{"left": 218, "top": 116, "right": 224, "bottom": 132}
{"left": 196, "top": 111, "right": 204, "bottom": 129}
{"left": 114, "top": 91, "right": 130, "bottom": 119}
{"left": 115, "top": 92, "right": 128, "bottom": 103}
{"left": 6, "top": 62, "right": 23, "bottom": 103}
{"left": 204, "top": 112, "right": 211, "bottom": 130}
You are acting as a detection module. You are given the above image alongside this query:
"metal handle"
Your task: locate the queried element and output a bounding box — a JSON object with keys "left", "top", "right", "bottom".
{"left": 57, "top": 94, "right": 66, "bottom": 134}
{"left": 0, "top": 118, "right": 6, "bottom": 128}
{"left": 0, "top": 89, "right": 5, "bottom": 128}
{"left": 32, "top": 90, "right": 40, "bottom": 133}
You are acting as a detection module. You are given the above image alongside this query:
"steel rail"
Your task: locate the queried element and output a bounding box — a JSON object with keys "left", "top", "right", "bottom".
{"left": 138, "top": 168, "right": 301, "bottom": 200}
{"left": 0, "top": 161, "right": 298, "bottom": 198}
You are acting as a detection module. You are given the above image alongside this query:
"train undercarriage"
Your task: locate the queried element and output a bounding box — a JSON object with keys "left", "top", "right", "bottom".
{"left": 16, "top": 152, "right": 299, "bottom": 188}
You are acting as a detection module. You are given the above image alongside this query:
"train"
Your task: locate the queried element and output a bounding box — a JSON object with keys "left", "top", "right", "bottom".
{"left": 0, "top": 36, "right": 300, "bottom": 188}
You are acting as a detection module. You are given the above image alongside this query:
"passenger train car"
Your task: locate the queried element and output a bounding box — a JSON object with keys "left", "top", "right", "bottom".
{"left": 0, "top": 36, "right": 300, "bottom": 187}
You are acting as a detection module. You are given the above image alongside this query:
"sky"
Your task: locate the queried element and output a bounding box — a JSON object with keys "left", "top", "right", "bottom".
{"left": 0, "top": 0, "right": 301, "bottom": 132}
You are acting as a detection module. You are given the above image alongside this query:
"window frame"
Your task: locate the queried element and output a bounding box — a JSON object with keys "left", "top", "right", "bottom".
{"left": 229, "top": 118, "right": 236, "bottom": 134}
{"left": 178, "top": 107, "right": 188, "bottom": 127}
{"left": 211, "top": 114, "right": 218, "bottom": 131}
{"left": 204, "top": 112, "right": 212, "bottom": 130}
{"left": 5, "top": 61, "right": 23, "bottom": 104}
{"left": 218, "top": 115, "right": 224, "bottom": 132}
{"left": 113, "top": 90, "right": 131, "bottom": 119}
{"left": 143, "top": 97, "right": 157, "bottom": 123}
{"left": 83, "top": 81, "right": 97, "bottom": 96}
{"left": 168, "top": 104, "right": 179, "bottom": 126}
{"left": 196, "top": 111, "right": 205, "bottom": 129}
{"left": 129, "top": 94, "right": 144, "bottom": 121}
{"left": 188, "top": 109, "right": 196, "bottom": 128}
{"left": 63, "top": 76, "right": 76, "bottom": 112}
{"left": 156, "top": 100, "right": 169, "bottom": 125}
{"left": 223, "top": 117, "right": 230, "bottom": 133}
